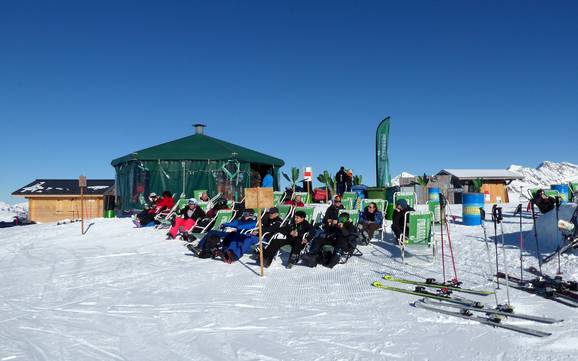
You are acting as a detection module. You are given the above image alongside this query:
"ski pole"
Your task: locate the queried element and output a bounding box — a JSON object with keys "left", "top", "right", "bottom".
{"left": 439, "top": 194, "right": 446, "bottom": 284}
{"left": 445, "top": 214, "right": 459, "bottom": 284}
{"left": 492, "top": 204, "right": 500, "bottom": 289}
{"left": 555, "top": 196, "right": 562, "bottom": 275}
{"left": 481, "top": 207, "right": 500, "bottom": 307}
{"left": 516, "top": 203, "right": 524, "bottom": 282}
{"left": 530, "top": 200, "right": 543, "bottom": 274}
{"left": 496, "top": 206, "right": 512, "bottom": 307}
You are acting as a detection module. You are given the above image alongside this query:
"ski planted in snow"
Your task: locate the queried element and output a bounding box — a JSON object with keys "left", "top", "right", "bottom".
{"left": 371, "top": 281, "right": 484, "bottom": 308}
{"left": 421, "top": 298, "right": 562, "bottom": 324}
{"left": 496, "top": 272, "right": 578, "bottom": 308}
{"left": 382, "top": 274, "right": 494, "bottom": 296}
{"left": 413, "top": 300, "right": 551, "bottom": 337}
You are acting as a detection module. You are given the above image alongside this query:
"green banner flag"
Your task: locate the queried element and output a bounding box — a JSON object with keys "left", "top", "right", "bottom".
{"left": 376, "top": 117, "right": 391, "bottom": 187}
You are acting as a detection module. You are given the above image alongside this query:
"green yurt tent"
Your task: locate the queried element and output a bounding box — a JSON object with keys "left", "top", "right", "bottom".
{"left": 111, "top": 124, "right": 284, "bottom": 210}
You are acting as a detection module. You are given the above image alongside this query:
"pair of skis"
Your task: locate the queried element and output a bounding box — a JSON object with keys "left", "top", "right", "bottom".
{"left": 373, "top": 276, "right": 561, "bottom": 337}
{"left": 496, "top": 271, "right": 578, "bottom": 308}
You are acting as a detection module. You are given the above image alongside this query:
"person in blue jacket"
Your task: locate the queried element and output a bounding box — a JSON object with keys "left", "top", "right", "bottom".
{"left": 190, "top": 210, "right": 257, "bottom": 260}
{"left": 261, "top": 169, "right": 274, "bottom": 188}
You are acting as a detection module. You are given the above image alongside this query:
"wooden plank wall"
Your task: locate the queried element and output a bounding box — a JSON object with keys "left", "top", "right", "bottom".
{"left": 480, "top": 182, "right": 510, "bottom": 203}
{"left": 29, "top": 197, "right": 103, "bottom": 223}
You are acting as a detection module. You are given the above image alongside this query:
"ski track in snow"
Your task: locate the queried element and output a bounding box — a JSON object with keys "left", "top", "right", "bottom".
{"left": 0, "top": 204, "right": 577, "bottom": 360}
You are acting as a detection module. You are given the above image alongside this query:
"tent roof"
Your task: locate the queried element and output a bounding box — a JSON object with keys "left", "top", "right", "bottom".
{"left": 111, "top": 133, "right": 285, "bottom": 167}
{"left": 12, "top": 179, "right": 114, "bottom": 197}
{"left": 437, "top": 169, "right": 524, "bottom": 181}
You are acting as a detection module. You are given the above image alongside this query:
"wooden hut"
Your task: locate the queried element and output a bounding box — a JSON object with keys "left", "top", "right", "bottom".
{"left": 435, "top": 169, "right": 524, "bottom": 204}
{"left": 12, "top": 179, "right": 114, "bottom": 223}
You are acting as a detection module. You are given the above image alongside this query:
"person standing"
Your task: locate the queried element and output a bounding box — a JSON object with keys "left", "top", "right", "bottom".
{"left": 335, "top": 167, "right": 348, "bottom": 195}
{"left": 261, "top": 170, "right": 274, "bottom": 188}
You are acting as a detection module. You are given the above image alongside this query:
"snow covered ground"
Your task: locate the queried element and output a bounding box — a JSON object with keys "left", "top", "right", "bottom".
{"left": 1, "top": 203, "right": 577, "bottom": 361}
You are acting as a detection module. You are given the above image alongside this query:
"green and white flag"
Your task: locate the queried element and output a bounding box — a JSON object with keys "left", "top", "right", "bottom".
{"left": 376, "top": 117, "right": 391, "bottom": 187}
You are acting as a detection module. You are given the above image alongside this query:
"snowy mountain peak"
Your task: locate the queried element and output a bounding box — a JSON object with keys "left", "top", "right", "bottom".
{"left": 507, "top": 161, "right": 578, "bottom": 198}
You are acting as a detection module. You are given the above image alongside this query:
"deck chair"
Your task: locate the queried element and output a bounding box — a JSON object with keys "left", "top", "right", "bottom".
{"left": 276, "top": 205, "right": 294, "bottom": 225}
{"left": 400, "top": 211, "right": 435, "bottom": 263}
{"left": 188, "top": 209, "right": 235, "bottom": 235}
{"left": 361, "top": 198, "right": 388, "bottom": 241}
{"left": 197, "top": 202, "right": 209, "bottom": 212}
{"left": 341, "top": 192, "right": 357, "bottom": 210}
{"left": 427, "top": 201, "right": 441, "bottom": 224}
{"left": 527, "top": 188, "right": 559, "bottom": 200}
{"left": 192, "top": 189, "right": 208, "bottom": 200}
{"left": 394, "top": 192, "right": 417, "bottom": 209}
{"left": 293, "top": 191, "right": 311, "bottom": 204}
{"left": 273, "top": 191, "right": 285, "bottom": 206}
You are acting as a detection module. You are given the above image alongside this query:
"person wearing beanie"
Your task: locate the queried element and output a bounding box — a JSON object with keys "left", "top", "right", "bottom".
{"left": 322, "top": 196, "right": 345, "bottom": 230}
{"left": 391, "top": 199, "right": 414, "bottom": 243}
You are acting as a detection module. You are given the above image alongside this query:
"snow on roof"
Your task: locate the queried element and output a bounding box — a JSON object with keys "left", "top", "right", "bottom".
{"left": 437, "top": 169, "right": 524, "bottom": 180}
{"left": 12, "top": 179, "right": 114, "bottom": 196}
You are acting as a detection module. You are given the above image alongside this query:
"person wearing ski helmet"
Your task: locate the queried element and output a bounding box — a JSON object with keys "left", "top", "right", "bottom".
{"left": 391, "top": 199, "right": 414, "bottom": 243}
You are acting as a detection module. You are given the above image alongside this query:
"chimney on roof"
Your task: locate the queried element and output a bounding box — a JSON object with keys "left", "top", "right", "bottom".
{"left": 193, "top": 123, "right": 206, "bottom": 135}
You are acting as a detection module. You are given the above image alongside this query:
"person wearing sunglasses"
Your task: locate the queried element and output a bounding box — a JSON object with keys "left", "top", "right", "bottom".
{"left": 359, "top": 202, "right": 384, "bottom": 242}
{"left": 322, "top": 195, "right": 345, "bottom": 230}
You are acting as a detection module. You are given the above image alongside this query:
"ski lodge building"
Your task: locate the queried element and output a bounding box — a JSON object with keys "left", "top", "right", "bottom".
{"left": 12, "top": 179, "right": 115, "bottom": 223}
{"left": 435, "top": 169, "right": 524, "bottom": 204}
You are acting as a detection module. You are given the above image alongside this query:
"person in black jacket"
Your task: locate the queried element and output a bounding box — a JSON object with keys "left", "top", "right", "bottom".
{"left": 533, "top": 189, "right": 556, "bottom": 214}
{"left": 391, "top": 199, "right": 414, "bottom": 243}
{"left": 322, "top": 196, "right": 345, "bottom": 230}
{"left": 302, "top": 212, "right": 357, "bottom": 268}
{"left": 335, "top": 167, "right": 348, "bottom": 195}
{"left": 262, "top": 210, "right": 315, "bottom": 268}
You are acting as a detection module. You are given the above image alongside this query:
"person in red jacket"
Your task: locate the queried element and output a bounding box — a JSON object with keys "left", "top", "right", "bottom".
{"left": 284, "top": 195, "right": 305, "bottom": 207}
{"left": 136, "top": 191, "right": 174, "bottom": 227}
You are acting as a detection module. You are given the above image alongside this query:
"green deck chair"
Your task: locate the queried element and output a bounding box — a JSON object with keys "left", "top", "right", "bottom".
{"left": 401, "top": 211, "right": 435, "bottom": 263}
{"left": 192, "top": 190, "right": 208, "bottom": 200}
{"left": 191, "top": 209, "right": 234, "bottom": 235}
{"left": 273, "top": 191, "right": 285, "bottom": 206}
{"left": 277, "top": 205, "right": 293, "bottom": 226}
{"left": 197, "top": 202, "right": 209, "bottom": 212}
{"left": 394, "top": 192, "right": 417, "bottom": 208}
{"left": 427, "top": 201, "right": 441, "bottom": 224}
{"left": 155, "top": 197, "right": 188, "bottom": 228}
{"left": 339, "top": 209, "right": 360, "bottom": 225}
{"left": 341, "top": 192, "right": 357, "bottom": 210}
{"left": 527, "top": 188, "right": 559, "bottom": 200}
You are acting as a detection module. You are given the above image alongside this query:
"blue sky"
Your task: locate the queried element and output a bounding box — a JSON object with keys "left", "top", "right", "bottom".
{"left": 1, "top": 1, "right": 577, "bottom": 203}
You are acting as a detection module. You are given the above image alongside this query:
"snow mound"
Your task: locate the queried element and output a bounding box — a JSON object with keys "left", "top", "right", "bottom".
{"left": 508, "top": 161, "right": 578, "bottom": 198}
{"left": 391, "top": 172, "right": 415, "bottom": 186}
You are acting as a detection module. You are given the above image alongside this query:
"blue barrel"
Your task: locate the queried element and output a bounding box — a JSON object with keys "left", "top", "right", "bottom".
{"left": 428, "top": 187, "right": 440, "bottom": 202}
{"left": 551, "top": 184, "right": 569, "bottom": 203}
{"left": 462, "top": 193, "right": 484, "bottom": 226}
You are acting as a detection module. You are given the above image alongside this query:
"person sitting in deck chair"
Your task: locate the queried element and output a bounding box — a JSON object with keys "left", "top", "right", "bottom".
{"left": 199, "top": 192, "right": 210, "bottom": 202}
{"left": 166, "top": 198, "right": 206, "bottom": 239}
{"left": 301, "top": 212, "right": 358, "bottom": 268}
{"left": 391, "top": 199, "right": 414, "bottom": 243}
{"left": 284, "top": 194, "right": 305, "bottom": 207}
{"left": 533, "top": 189, "right": 556, "bottom": 214}
{"left": 189, "top": 210, "right": 257, "bottom": 259}
{"left": 262, "top": 210, "right": 315, "bottom": 268}
{"left": 135, "top": 193, "right": 159, "bottom": 226}
{"left": 322, "top": 196, "right": 345, "bottom": 230}
{"left": 359, "top": 202, "right": 384, "bottom": 243}
{"left": 136, "top": 191, "right": 174, "bottom": 227}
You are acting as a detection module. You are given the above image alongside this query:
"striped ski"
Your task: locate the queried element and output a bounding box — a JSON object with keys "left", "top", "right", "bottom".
{"left": 382, "top": 275, "right": 494, "bottom": 296}
{"left": 421, "top": 298, "right": 562, "bottom": 324}
{"left": 413, "top": 300, "right": 551, "bottom": 338}
{"left": 371, "top": 281, "right": 484, "bottom": 308}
